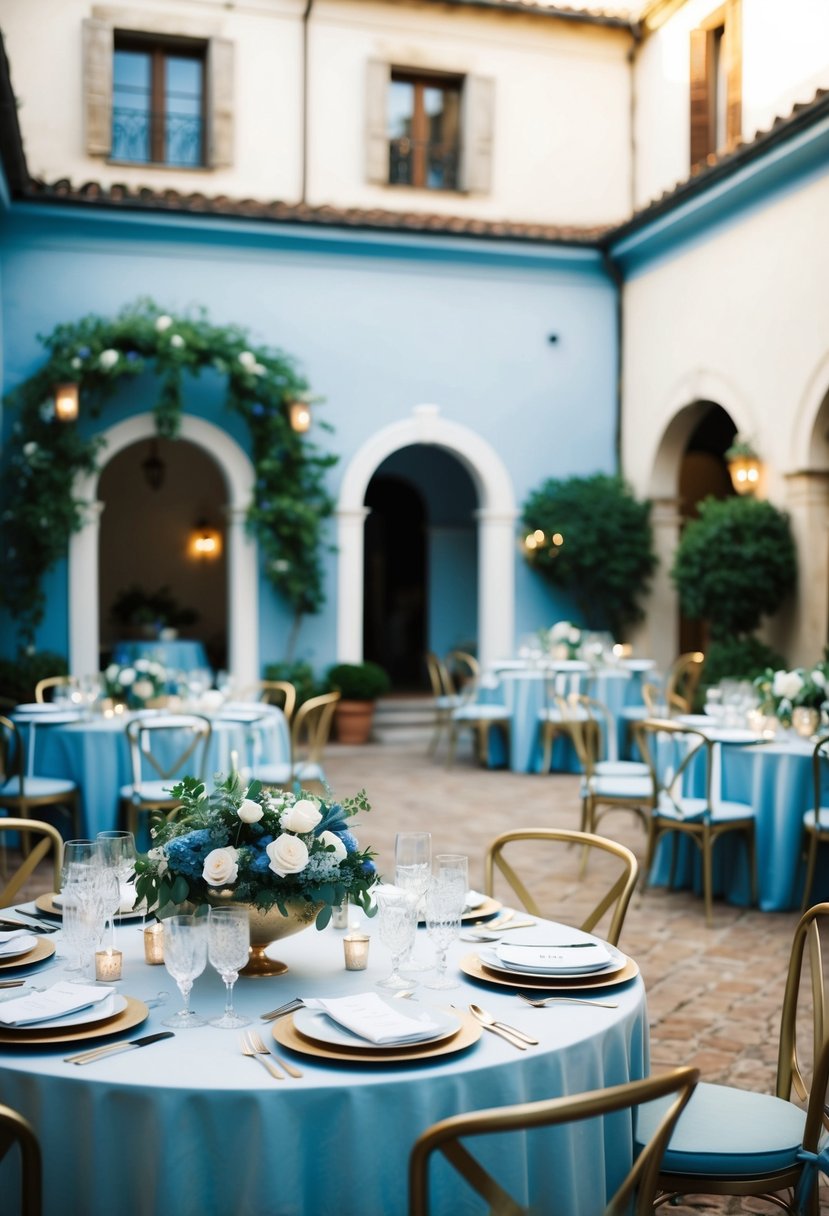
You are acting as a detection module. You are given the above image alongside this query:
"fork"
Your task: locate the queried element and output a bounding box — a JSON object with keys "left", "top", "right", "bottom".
{"left": 260, "top": 997, "right": 304, "bottom": 1022}
{"left": 241, "top": 1032, "right": 285, "bottom": 1079}
{"left": 517, "top": 993, "right": 619, "bottom": 1010}
{"left": 248, "top": 1028, "right": 303, "bottom": 1078}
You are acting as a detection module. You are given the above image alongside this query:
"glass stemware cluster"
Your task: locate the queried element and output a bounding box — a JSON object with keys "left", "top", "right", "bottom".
{"left": 160, "top": 907, "right": 251, "bottom": 1030}
{"left": 60, "top": 832, "right": 137, "bottom": 981}
{"left": 423, "top": 854, "right": 468, "bottom": 990}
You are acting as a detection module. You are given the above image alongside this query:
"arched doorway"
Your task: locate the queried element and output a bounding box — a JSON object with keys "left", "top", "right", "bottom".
{"left": 98, "top": 437, "right": 228, "bottom": 669}
{"left": 337, "top": 405, "right": 516, "bottom": 667}
{"left": 69, "top": 414, "right": 259, "bottom": 685}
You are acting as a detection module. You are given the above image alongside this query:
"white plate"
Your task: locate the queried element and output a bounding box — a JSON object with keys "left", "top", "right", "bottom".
{"left": 2, "top": 993, "right": 127, "bottom": 1032}
{"left": 706, "top": 728, "right": 763, "bottom": 745}
{"left": 480, "top": 944, "right": 628, "bottom": 981}
{"left": 14, "top": 703, "right": 67, "bottom": 714}
{"left": 620, "top": 659, "right": 656, "bottom": 672}
{"left": 0, "top": 935, "right": 38, "bottom": 961}
{"left": 293, "top": 1002, "right": 461, "bottom": 1050}
{"left": 219, "top": 708, "right": 267, "bottom": 723}
{"left": 676, "top": 714, "right": 715, "bottom": 728}
{"left": 495, "top": 942, "right": 612, "bottom": 975}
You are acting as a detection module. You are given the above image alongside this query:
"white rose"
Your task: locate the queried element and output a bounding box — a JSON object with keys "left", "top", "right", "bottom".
{"left": 147, "top": 846, "right": 168, "bottom": 876}
{"left": 282, "top": 798, "right": 322, "bottom": 833}
{"left": 202, "top": 847, "right": 239, "bottom": 886}
{"left": 812, "top": 670, "right": 826, "bottom": 689}
{"left": 319, "top": 830, "right": 346, "bottom": 862}
{"left": 170, "top": 334, "right": 185, "bottom": 348}
{"left": 266, "top": 834, "right": 309, "bottom": 877}
{"left": 568, "top": 627, "right": 581, "bottom": 645}
{"left": 119, "top": 667, "right": 136, "bottom": 686}
{"left": 105, "top": 664, "right": 119, "bottom": 680}
{"left": 132, "top": 678, "right": 154, "bottom": 700}
{"left": 155, "top": 315, "right": 173, "bottom": 332}
{"left": 238, "top": 350, "right": 256, "bottom": 369}
{"left": 252, "top": 362, "right": 266, "bottom": 375}
{"left": 99, "top": 348, "right": 119, "bottom": 369}
{"left": 549, "top": 622, "right": 570, "bottom": 641}
{"left": 135, "top": 659, "right": 150, "bottom": 672}
{"left": 773, "top": 670, "right": 803, "bottom": 701}
{"left": 237, "top": 798, "right": 264, "bottom": 824}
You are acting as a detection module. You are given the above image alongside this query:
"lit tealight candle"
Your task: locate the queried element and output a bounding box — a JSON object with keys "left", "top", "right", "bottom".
{"left": 143, "top": 922, "right": 165, "bottom": 965}
{"left": 343, "top": 934, "right": 370, "bottom": 971}
{"left": 95, "top": 948, "right": 123, "bottom": 981}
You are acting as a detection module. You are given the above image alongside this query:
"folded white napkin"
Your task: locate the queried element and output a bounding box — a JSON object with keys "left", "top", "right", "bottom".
{"left": 0, "top": 930, "right": 35, "bottom": 957}
{"left": 303, "top": 994, "right": 442, "bottom": 1045}
{"left": 0, "top": 981, "right": 115, "bottom": 1027}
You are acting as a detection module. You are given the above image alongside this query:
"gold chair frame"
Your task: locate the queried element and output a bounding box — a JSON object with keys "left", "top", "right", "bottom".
{"left": 289, "top": 690, "right": 340, "bottom": 786}
{"left": 0, "top": 716, "right": 82, "bottom": 844}
{"left": 636, "top": 717, "right": 757, "bottom": 926}
{"left": 257, "top": 680, "right": 297, "bottom": 723}
{"left": 800, "top": 734, "right": 829, "bottom": 911}
{"left": 654, "top": 901, "right": 829, "bottom": 1212}
{"left": 665, "top": 651, "right": 705, "bottom": 716}
{"left": 0, "top": 818, "right": 63, "bottom": 905}
{"left": 121, "top": 714, "right": 212, "bottom": 838}
{"left": 33, "top": 676, "right": 73, "bottom": 705}
{"left": 483, "top": 827, "right": 638, "bottom": 947}
{"left": 409, "top": 1066, "right": 699, "bottom": 1216}
{"left": 425, "top": 652, "right": 457, "bottom": 758}
{"left": 0, "top": 1102, "right": 42, "bottom": 1216}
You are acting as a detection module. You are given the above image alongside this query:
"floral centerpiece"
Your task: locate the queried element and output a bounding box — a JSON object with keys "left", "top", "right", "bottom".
{"left": 753, "top": 665, "right": 828, "bottom": 727}
{"left": 133, "top": 772, "right": 377, "bottom": 931}
{"left": 103, "top": 658, "right": 168, "bottom": 706}
{"left": 542, "top": 620, "right": 582, "bottom": 659}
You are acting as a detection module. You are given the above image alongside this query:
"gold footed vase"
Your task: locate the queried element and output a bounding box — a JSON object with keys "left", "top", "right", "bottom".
{"left": 206, "top": 891, "right": 322, "bottom": 977}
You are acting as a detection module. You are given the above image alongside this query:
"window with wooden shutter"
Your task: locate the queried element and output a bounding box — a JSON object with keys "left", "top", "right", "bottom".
{"left": 688, "top": 0, "right": 742, "bottom": 169}
{"left": 83, "top": 18, "right": 114, "bottom": 156}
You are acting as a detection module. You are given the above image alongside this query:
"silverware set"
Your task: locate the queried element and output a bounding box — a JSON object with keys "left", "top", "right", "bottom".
{"left": 260, "top": 997, "right": 304, "bottom": 1022}
{"left": 466, "top": 1003, "right": 538, "bottom": 1049}
{"left": 240, "top": 1029, "right": 302, "bottom": 1078}
{"left": 517, "top": 993, "right": 618, "bottom": 1010}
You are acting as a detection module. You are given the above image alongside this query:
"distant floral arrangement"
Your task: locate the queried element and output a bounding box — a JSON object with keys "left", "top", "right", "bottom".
{"left": 133, "top": 773, "right": 377, "bottom": 929}
{"left": 543, "top": 620, "right": 582, "bottom": 659}
{"left": 754, "top": 664, "right": 829, "bottom": 725}
{"left": 103, "top": 659, "right": 167, "bottom": 705}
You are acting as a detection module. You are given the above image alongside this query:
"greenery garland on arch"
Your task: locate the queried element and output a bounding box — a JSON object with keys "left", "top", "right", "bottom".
{"left": 0, "top": 299, "right": 337, "bottom": 650}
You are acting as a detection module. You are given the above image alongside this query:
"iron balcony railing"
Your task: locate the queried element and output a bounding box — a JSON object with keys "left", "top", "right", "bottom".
{"left": 111, "top": 107, "right": 204, "bottom": 167}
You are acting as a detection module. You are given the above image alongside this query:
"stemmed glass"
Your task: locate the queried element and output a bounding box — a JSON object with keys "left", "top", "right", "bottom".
{"left": 394, "top": 831, "right": 431, "bottom": 973}
{"left": 162, "top": 914, "right": 209, "bottom": 1028}
{"left": 373, "top": 884, "right": 418, "bottom": 990}
{"left": 423, "top": 854, "right": 468, "bottom": 990}
{"left": 96, "top": 831, "right": 137, "bottom": 912}
{"left": 207, "top": 907, "right": 251, "bottom": 1029}
{"left": 61, "top": 862, "right": 101, "bottom": 979}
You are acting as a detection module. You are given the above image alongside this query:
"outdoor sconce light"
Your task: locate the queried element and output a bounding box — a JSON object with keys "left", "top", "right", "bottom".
{"left": 288, "top": 399, "right": 312, "bottom": 433}
{"left": 725, "top": 436, "right": 762, "bottom": 496}
{"left": 54, "top": 382, "right": 79, "bottom": 422}
{"left": 188, "top": 520, "right": 222, "bottom": 560}
{"left": 522, "top": 529, "right": 564, "bottom": 557}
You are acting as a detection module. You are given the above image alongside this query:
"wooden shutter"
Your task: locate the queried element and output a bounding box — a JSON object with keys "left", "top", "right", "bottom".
{"left": 365, "top": 59, "right": 390, "bottom": 184}
{"left": 207, "top": 38, "right": 235, "bottom": 169}
{"left": 689, "top": 26, "right": 710, "bottom": 168}
{"left": 459, "top": 74, "right": 494, "bottom": 194}
{"left": 83, "top": 18, "right": 113, "bottom": 157}
{"left": 725, "top": 0, "right": 742, "bottom": 148}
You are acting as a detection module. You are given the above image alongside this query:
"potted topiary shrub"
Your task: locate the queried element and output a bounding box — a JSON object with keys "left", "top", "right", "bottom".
{"left": 326, "top": 662, "right": 392, "bottom": 745}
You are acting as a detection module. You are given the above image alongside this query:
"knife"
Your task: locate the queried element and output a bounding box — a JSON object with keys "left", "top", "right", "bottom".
{"left": 0, "top": 917, "right": 57, "bottom": 935}
{"left": 64, "top": 1030, "right": 174, "bottom": 1065}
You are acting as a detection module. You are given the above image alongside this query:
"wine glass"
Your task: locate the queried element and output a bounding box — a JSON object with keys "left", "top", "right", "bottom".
{"left": 61, "top": 861, "right": 105, "bottom": 981}
{"left": 96, "top": 831, "right": 137, "bottom": 913}
{"left": 373, "top": 884, "right": 418, "bottom": 990}
{"left": 162, "top": 914, "right": 209, "bottom": 1028}
{"left": 207, "top": 907, "right": 251, "bottom": 1029}
{"left": 423, "top": 854, "right": 468, "bottom": 991}
{"left": 394, "top": 831, "right": 431, "bottom": 972}
{"left": 61, "top": 840, "right": 99, "bottom": 891}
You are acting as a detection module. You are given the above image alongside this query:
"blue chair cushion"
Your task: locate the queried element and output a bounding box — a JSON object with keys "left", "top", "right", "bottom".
{"left": 1, "top": 776, "right": 76, "bottom": 798}
{"left": 636, "top": 1081, "right": 806, "bottom": 1176}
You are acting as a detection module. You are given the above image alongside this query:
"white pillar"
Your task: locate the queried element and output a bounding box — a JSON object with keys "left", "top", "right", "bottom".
{"left": 225, "top": 504, "right": 258, "bottom": 687}
{"left": 638, "top": 496, "right": 684, "bottom": 674}
{"left": 336, "top": 506, "right": 370, "bottom": 662}
{"left": 69, "top": 500, "right": 104, "bottom": 675}
{"left": 476, "top": 508, "right": 517, "bottom": 668}
{"left": 781, "top": 471, "right": 829, "bottom": 666}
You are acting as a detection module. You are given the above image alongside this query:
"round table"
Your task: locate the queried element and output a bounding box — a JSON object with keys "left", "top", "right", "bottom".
{"left": 15, "top": 706, "right": 290, "bottom": 840}
{"left": 0, "top": 909, "right": 648, "bottom": 1216}
{"left": 111, "top": 639, "right": 210, "bottom": 672}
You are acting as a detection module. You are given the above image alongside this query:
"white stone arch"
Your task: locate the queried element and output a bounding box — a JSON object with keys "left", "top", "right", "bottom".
{"left": 790, "top": 348, "right": 829, "bottom": 471}
{"left": 69, "top": 413, "right": 258, "bottom": 686}
{"left": 336, "top": 404, "right": 517, "bottom": 667}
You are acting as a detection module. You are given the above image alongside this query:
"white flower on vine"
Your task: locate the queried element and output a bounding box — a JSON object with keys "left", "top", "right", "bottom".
{"left": 170, "top": 334, "right": 185, "bottom": 349}
{"left": 238, "top": 351, "right": 257, "bottom": 370}
{"left": 70, "top": 356, "right": 82, "bottom": 370}
{"left": 99, "top": 349, "right": 119, "bottom": 369}
{"left": 155, "top": 315, "right": 173, "bottom": 332}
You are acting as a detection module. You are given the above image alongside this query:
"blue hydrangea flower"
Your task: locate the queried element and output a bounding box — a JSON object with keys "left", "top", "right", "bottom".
{"left": 165, "top": 829, "right": 214, "bottom": 879}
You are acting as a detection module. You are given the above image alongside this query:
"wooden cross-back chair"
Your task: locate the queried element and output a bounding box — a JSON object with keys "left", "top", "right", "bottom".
{"left": 120, "top": 714, "right": 212, "bottom": 838}
{"left": 0, "top": 1102, "right": 42, "bottom": 1216}
{"left": 252, "top": 691, "right": 341, "bottom": 792}
{"left": 0, "top": 818, "right": 63, "bottom": 906}
{"left": 0, "top": 716, "right": 82, "bottom": 845}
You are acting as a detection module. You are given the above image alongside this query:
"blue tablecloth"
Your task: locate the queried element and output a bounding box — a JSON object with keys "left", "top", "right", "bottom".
{"left": 16, "top": 706, "right": 290, "bottom": 842}
{"left": 0, "top": 909, "right": 648, "bottom": 1216}
{"left": 112, "top": 639, "right": 209, "bottom": 672}
{"left": 480, "top": 664, "right": 653, "bottom": 774}
{"left": 649, "top": 734, "right": 827, "bottom": 911}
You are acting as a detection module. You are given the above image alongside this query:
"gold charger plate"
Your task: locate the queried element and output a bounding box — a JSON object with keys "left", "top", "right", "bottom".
{"left": 0, "top": 996, "right": 148, "bottom": 1046}
{"left": 0, "top": 938, "right": 55, "bottom": 972}
{"left": 272, "top": 1010, "right": 482, "bottom": 1064}
{"left": 36, "top": 893, "right": 147, "bottom": 921}
{"left": 460, "top": 952, "right": 639, "bottom": 992}
{"left": 419, "top": 896, "right": 502, "bottom": 927}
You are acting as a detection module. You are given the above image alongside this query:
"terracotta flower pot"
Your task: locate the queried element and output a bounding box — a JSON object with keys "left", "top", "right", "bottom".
{"left": 334, "top": 700, "right": 375, "bottom": 745}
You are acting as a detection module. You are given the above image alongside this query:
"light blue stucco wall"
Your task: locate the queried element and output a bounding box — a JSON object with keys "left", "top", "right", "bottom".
{"left": 0, "top": 204, "right": 618, "bottom": 674}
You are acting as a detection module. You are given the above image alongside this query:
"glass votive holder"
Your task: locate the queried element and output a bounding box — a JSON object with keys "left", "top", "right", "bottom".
{"left": 95, "top": 948, "right": 123, "bottom": 982}
{"left": 331, "top": 900, "right": 349, "bottom": 930}
{"left": 343, "top": 934, "right": 370, "bottom": 971}
{"left": 143, "top": 922, "right": 165, "bottom": 965}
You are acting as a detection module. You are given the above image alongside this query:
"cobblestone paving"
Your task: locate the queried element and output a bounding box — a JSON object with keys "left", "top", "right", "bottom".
{"left": 322, "top": 737, "right": 823, "bottom": 1214}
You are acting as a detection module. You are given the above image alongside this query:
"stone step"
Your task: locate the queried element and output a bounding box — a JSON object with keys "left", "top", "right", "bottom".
{"left": 372, "top": 695, "right": 436, "bottom": 744}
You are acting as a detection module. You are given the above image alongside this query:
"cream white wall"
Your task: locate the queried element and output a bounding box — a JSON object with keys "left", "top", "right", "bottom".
{"left": 308, "top": 0, "right": 633, "bottom": 225}
{"left": 2, "top": 0, "right": 633, "bottom": 226}
{"left": 1, "top": 0, "right": 305, "bottom": 201}
{"left": 622, "top": 170, "right": 829, "bottom": 666}
{"left": 634, "top": 0, "right": 829, "bottom": 209}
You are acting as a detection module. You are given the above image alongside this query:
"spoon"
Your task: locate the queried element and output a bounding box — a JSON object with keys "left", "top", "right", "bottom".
{"left": 467, "top": 1004, "right": 538, "bottom": 1048}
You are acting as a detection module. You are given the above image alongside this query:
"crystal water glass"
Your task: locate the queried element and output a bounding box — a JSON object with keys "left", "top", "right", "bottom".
{"left": 373, "top": 884, "right": 418, "bottom": 990}
{"left": 424, "top": 854, "right": 468, "bottom": 990}
{"left": 207, "top": 907, "right": 251, "bottom": 1029}
{"left": 96, "top": 831, "right": 137, "bottom": 915}
{"left": 61, "top": 860, "right": 110, "bottom": 981}
{"left": 61, "top": 840, "right": 99, "bottom": 890}
{"left": 394, "top": 831, "right": 431, "bottom": 972}
{"left": 162, "top": 914, "right": 209, "bottom": 1028}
